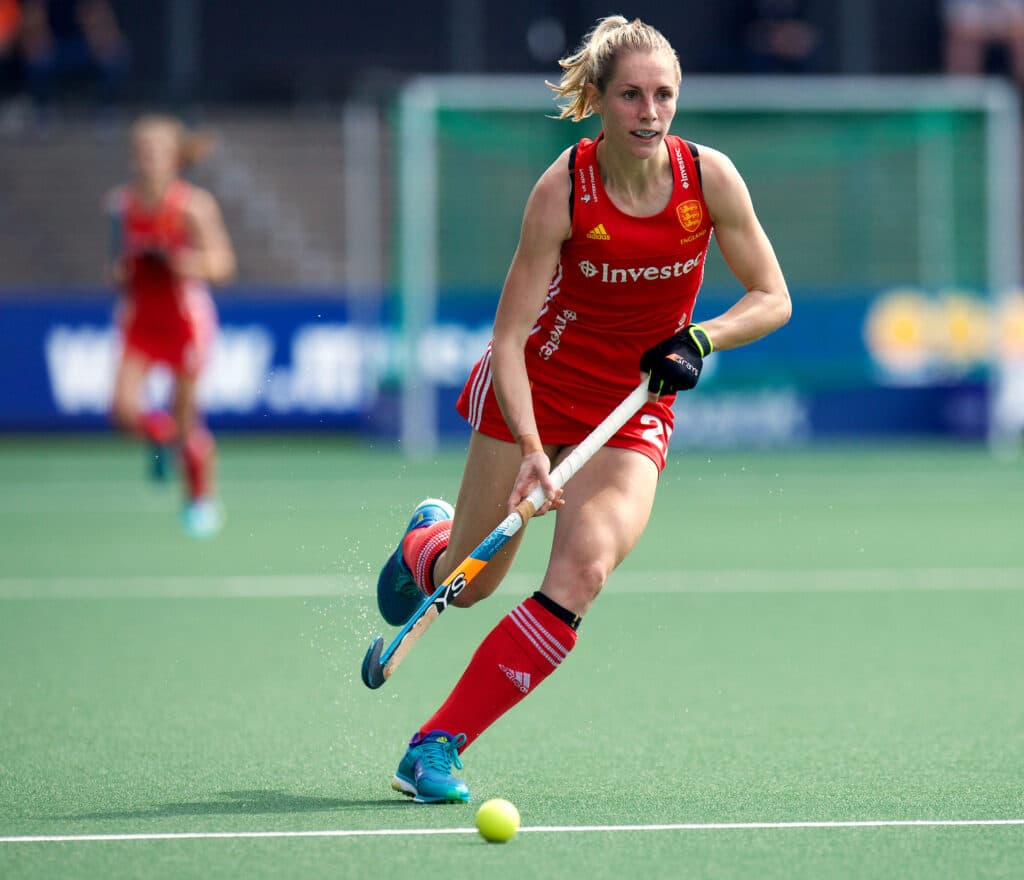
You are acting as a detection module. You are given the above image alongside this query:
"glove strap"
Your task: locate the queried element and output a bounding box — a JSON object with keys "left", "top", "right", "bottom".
{"left": 687, "top": 324, "right": 713, "bottom": 357}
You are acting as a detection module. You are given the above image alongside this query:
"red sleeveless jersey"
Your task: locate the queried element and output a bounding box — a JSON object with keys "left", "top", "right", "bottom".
{"left": 458, "top": 134, "right": 712, "bottom": 467}
{"left": 110, "top": 179, "right": 216, "bottom": 374}
{"left": 116, "top": 179, "right": 193, "bottom": 316}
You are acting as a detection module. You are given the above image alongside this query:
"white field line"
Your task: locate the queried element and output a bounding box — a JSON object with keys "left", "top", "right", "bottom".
{"left": 0, "top": 575, "right": 347, "bottom": 599}
{"left": 2, "top": 818, "right": 1023, "bottom": 844}
{"left": 1, "top": 568, "right": 1024, "bottom": 599}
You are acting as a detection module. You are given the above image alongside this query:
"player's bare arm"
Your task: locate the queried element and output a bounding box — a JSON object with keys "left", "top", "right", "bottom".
{"left": 176, "top": 188, "right": 237, "bottom": 284}
{"left": 697, "top": 145, "right": 791, "bottom": 350}
{"left": 490, "top": 150, "right": 573, "bottom": 509}
{"left": 491, "top": 150, "right": 573, "bottom": 440}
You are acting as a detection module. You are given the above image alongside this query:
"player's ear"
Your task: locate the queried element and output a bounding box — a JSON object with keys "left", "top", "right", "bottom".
{"left": 585, "top": 82, "right": 601, "bottom": 115}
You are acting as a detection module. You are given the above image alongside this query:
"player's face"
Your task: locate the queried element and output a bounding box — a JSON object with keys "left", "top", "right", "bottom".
{"left": 590, "top": 50, "right": 679, "bottom": 159}
{"left": 132, "top": 124, "right": 179, "bottom": 188}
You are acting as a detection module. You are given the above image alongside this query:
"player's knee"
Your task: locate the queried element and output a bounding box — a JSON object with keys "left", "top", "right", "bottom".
{"left": 549, "top": 558, "right": 610, "bottom": 608}
{"left": 575, "top": 558, "right": 611, "bottom": 600}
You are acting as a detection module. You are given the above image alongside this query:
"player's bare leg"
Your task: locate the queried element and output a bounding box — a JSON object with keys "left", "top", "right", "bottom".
{"left": 111, "top": 350, "right": 176, "bottom": 481}
{"left": 110, "top": 351, "right": 148, "bottom": 432}
{"left": 174, "top": 372, "right": 221, "bottom": 538}
{"left": 539, "top": 445, "right": 659, "bottom": 616}
{"left": 436, "top": 431, "right": 547, "bottom": 603}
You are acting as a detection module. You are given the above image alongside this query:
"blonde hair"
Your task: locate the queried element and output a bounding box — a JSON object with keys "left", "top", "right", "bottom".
{"left": 547, "top": 15, "right": 681, "bottom": 122}
{"left": 131, "top": 113, "right": 216, "bottom": 170}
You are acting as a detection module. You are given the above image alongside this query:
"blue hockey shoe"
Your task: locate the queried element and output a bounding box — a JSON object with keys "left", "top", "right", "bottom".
{"left": 182, "top": 498, "right": 223, "bottom": 539}
{"left": 376, "top": 498, "right": 453, "bottom": 626}
{"left": 391, "top": 730, "right": 470, "bottom": 804}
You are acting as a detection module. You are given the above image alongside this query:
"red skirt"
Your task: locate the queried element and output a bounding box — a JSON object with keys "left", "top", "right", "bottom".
{"left": 456, "top": 345, "right": 675, "bottom": 472}
{"left": 119, "top": 284, "right": 217, "bottom": 377}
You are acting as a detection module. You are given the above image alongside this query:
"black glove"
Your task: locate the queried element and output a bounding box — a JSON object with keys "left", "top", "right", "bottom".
{"left": 640, "top": 324, "right": 713, "bottom": 396}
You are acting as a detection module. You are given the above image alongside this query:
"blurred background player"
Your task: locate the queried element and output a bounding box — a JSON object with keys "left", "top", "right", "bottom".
{"left": 375, "top": 15, "right": 791, "bottom": 803}
{"left": 106, "top": 113, "right": 236, "bottom": 538}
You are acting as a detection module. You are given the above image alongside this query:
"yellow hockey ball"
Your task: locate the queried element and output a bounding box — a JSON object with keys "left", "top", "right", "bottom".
{"left": 475, "top": 798, "right": 521, "bottom": 843}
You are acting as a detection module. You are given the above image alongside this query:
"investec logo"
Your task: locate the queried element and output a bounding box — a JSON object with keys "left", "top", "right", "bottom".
{"left": 578, "top": 255, "right": 703, "bottom": 283}
{"left": 538, "top": 307, "right": 577, "bottom": 360}
{"left": 674, "top": 144, "right": 690, "bottom": 189}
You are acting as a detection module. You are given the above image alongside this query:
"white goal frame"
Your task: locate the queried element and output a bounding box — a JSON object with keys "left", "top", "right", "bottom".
{"left": 393, "top": 74, "right": 1021, "bottom": 454}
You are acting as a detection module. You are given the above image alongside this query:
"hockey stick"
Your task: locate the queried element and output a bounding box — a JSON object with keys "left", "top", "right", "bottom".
{"left": 361, "top": 376, "right": 650, "bottom": 689}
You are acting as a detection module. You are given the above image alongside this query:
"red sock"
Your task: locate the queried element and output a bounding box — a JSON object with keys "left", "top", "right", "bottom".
{"left": 139, "top": 410, "right": 177, "bottom": 445}
{"left": 181, "top": 427, "right": 215, "bottom": 500}
{"left": 420, "top": 596, "right": 578, "bottom": 748}
{"left": 402, "top": 520, "right": 451, "bottom": 595}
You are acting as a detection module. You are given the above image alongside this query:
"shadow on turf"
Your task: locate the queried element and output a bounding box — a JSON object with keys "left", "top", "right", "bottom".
{"left": 62, "top": 790, "right": 417, "bottom": 820}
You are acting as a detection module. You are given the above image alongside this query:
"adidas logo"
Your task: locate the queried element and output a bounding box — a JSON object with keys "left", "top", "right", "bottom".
{"left": 498, "top": 664, "right": 531, "bottom": 694}
{"left": 586, "top": 223, "right": 611, "bottom": 240}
